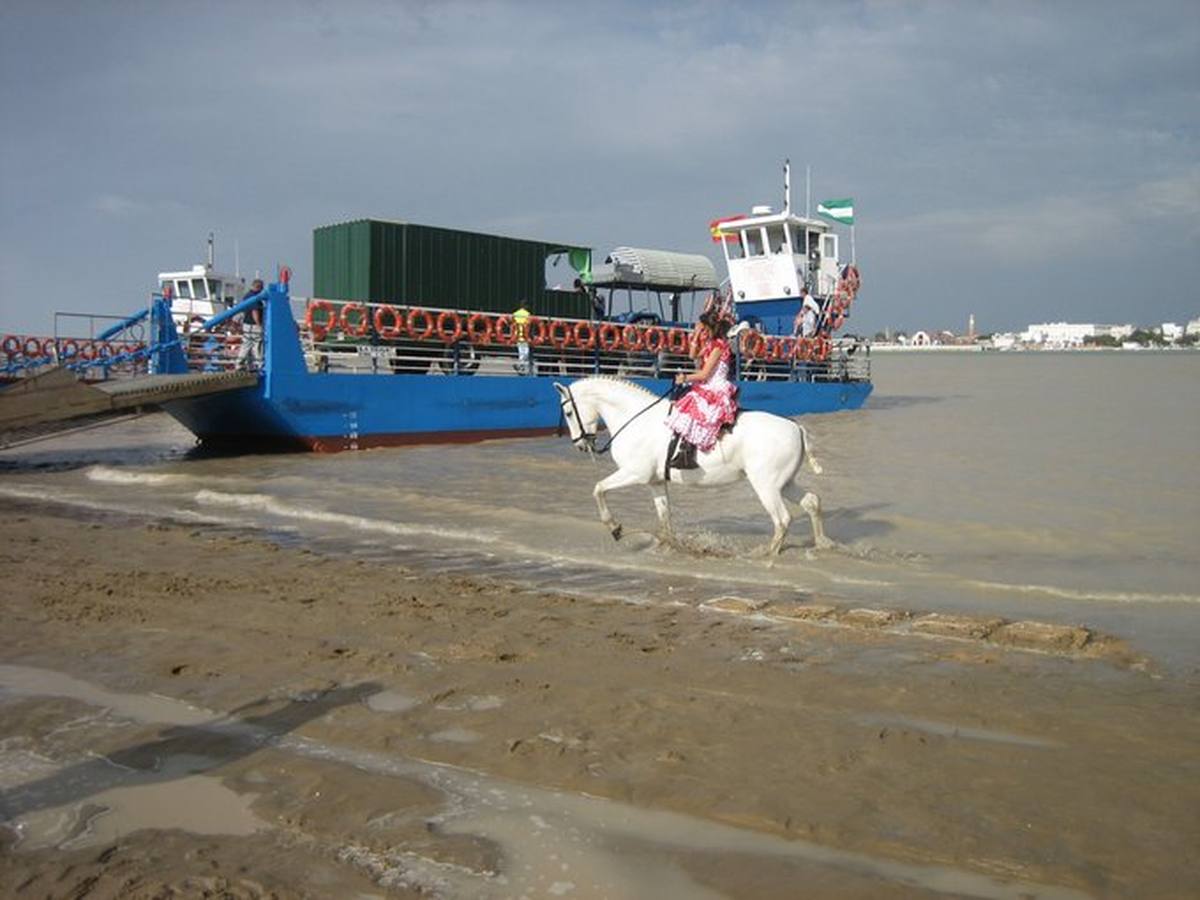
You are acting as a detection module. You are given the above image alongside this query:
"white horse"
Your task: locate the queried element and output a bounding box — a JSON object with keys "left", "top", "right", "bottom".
{"left": 554, "top": 376, "right": 831, "bottom": 555}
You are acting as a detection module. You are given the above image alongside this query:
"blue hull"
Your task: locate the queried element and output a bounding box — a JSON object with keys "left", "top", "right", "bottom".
{"left": 156, "top": 285, "right": 872, "bottom": 451}
{"left": 162, "top": 373, "right": 872, "bottom": 451}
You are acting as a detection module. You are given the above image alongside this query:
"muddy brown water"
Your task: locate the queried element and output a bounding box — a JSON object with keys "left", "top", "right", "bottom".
{"left": 3, "top": 352, "right": 1196, "bottom": 668}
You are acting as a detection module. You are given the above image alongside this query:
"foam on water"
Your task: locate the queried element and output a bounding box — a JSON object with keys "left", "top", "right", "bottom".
{"left": 85, "top": 465, "right": 197, "bottom": 487}
{"left": 194, "top": 489, "right": 502, "bottom": 546}
{"left": 966, "top": 579, "right": 1200, "bottom": 605}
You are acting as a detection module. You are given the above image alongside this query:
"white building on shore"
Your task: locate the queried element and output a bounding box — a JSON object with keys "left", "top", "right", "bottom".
{"left": 1021, "top": 322, "right": 1096, "bottom": 347}
{"left": 1020, "top": 322, "right": 1135, "bottom": 347}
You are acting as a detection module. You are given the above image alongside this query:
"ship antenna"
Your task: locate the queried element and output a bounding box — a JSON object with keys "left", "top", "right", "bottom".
{"left": 784, "top": 159, "right": 791, "bottom": 215}
{"left": 207, "top": 232, "right": 214, "bottom": 270}
{"left": 805, "top": 165, "right": 811, "bottom": 219}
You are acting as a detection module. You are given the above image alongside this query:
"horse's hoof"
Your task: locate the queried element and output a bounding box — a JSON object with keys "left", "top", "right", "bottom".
{"left": 611, "top": 524, "right": 623, "bottom": 541}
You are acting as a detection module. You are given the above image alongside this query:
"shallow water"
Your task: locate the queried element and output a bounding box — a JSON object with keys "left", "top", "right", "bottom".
{"left": 2, "top": 351, "right": 1197, "bottom": 668}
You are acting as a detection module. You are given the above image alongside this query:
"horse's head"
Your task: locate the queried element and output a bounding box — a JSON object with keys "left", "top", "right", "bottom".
{"left": 554, "top": 381, "right": 600, "bottom": 452}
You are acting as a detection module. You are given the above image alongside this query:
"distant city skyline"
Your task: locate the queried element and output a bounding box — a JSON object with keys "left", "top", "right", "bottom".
{"left": 1, "top": 1, "right": 1197, "bottom": 335}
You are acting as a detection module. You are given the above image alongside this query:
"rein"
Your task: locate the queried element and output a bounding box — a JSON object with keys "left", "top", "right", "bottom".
{"left": 561, "top": 382, "right": 678, "bottom": 456}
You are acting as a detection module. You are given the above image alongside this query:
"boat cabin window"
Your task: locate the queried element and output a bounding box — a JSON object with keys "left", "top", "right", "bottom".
{"left": 207, "top": 279, "right": 222, "bottom": 301}
{"left": 175, "top": 279, "right": 192, "bottom": 299}
{"left": 745, "top": 227, "right": 765, "bottom": 258}
{"left": 807, "top": 231, "right": 821, "bottom": 256}
{"left": 191, "top": 278, "right": 208, "bottom": 299}
{"left": 767, "top": 225, "right": 788, "bottom": 254}
{"left": 724, "top": 233, "right": 745, "bottom": 260}
{"left": 823, "top": 235, "right": 837, "bottom": 260}
{"left": 790, "top": 225, "right": 806, "bottom": 254}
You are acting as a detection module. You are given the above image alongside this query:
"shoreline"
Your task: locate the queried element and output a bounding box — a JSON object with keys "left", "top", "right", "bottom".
{"left": 2, "top": 503, "right": 1198, "bottom": 897}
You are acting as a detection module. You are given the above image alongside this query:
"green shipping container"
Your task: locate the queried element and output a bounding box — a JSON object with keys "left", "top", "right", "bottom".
{"left": 313, "top": 220, "right": 593, "bottom": 319}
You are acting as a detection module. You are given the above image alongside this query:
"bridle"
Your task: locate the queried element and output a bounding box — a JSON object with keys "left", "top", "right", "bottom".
{"left": 558, "top": 381, "right": 678, "bottom": 457}
{"left": 559, "top": 384, "right": 598, "bottom": 452}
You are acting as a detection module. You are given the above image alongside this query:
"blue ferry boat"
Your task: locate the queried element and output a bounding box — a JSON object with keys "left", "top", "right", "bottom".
{"left": 2, "top": 174, "right": 870, "bottom": 451}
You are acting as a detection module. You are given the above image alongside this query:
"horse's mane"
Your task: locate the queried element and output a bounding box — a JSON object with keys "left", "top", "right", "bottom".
{"left": 576, "top": 375, "right": 660, "bottom": 401}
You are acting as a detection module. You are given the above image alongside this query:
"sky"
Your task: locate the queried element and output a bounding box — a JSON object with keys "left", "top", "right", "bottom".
{"left": 1, "top": 0, "right": 1197, "bottom": 336}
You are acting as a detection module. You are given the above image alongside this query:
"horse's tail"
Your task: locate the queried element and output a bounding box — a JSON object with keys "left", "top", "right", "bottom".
{"left": 799, "top": 423, "right": 823, "bottom": 475}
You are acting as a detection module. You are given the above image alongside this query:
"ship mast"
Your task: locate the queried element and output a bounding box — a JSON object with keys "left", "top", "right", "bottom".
{"left": 784, "top": 159, "right": 791, "bottom": 215}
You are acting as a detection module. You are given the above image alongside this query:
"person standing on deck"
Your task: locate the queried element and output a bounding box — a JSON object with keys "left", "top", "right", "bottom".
{"left": 793, "top": 285, "right": 821, "bottom": 339}
{"left": 513, "top": 303, "right": 532, "bottom": 374}
{"left": 575, "top": 278, "right": 605, "bottom": 321}
{"left": 236, "top": 279, "right": 265, "bottom": 371}
{"left": 665, "top": 307, "right": 738, "bottom": 469}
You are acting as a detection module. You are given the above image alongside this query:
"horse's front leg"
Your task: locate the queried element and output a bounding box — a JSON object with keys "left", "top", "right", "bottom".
{"left": 593, "top": 467, "right": 647, "bottom": 541}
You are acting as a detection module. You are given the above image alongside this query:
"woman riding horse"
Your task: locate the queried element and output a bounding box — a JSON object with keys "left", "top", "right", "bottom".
{"left": 666, "top": 307, "right": 738, "bottom": 469}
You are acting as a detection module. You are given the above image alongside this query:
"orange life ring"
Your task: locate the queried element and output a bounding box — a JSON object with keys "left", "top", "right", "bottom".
{"left": 40, "top": 338, "right": 56, "bottom": 357}
{"left": 406, "top": 308, "right": 435, "bottom": 341}
{"left": 792, "top": 337, "right": 810, "bottom": 361}
{"left": 340, "top": 303, "right": 370, "bottom": 337}
{"left": 493, "top": 314, "right": 515, "bottom": 345}
{"left": 573, "top": 321, "right": 597, "bottom": 350}
{"left": 598, "top": 323, "right": 622, "bottom": 352}
{"left": 815, "top": 337, "right": 831, "bottom": 361}
{"left": 546, "top": 319, "right": 573, "bottom": 349}
{"left": 436, "top": 311, "right": 464, "bottom": 343}
{"left": 2, "top": 335, "right": 20, "bottom": 357}
{"left": 621, "top": 324, "right": 644, "bottom": 351}
{"left": 306, "top": 300, "right": 337, "bottom": 340}
{"left": 665, "top": 328, "right": 689, "bottom": 354}
{"left": 95, "top": 342, "right": 114, "bottom": 359}
{"left": 773, "top": 337, "right": 794, "bottom": 361}
{"left": 742, "top": 332, "right": 765, "bottom": 359}
{"left": 466, "top": 313, "right": 494, "bottom": 344}
{"left": 525, "top": 316, "right": 547, "bottom": 346}
{"left": 374, "top": 305, "right": 405, "bottom": 339}
{"left": 78, "top": 341, "right": 97, "bottom": 361}
{"left": 642, "top": 326, "right": 665, "bottom": 353}
{"left": 59, "top": 339, "right": 79, "bottom": 358}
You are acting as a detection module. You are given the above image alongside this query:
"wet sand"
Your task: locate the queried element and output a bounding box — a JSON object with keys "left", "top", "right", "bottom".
{"left": 1, "top": 505, "right": 1198, "bottom": 899}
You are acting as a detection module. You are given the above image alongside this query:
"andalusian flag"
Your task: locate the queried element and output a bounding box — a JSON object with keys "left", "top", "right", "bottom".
{"left": 816, "top": 198, "right": 854, "bottom": 226}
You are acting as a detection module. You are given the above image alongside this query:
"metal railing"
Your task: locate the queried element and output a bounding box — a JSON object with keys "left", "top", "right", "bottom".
{"left": 291, "top": 300, "right": 870, "bottom": 383}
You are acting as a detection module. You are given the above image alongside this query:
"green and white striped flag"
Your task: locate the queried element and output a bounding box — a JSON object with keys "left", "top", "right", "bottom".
{"left": 816, "top": 198, "right": 854, "bottom": 226}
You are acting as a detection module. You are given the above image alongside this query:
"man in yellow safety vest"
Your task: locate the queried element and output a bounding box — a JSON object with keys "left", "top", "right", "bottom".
{"left": 513, "top": 304, "right": 531, "bottom": 374}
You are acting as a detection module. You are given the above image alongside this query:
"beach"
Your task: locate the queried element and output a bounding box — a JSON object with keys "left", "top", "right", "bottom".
{"left": 2, "top": 503, "right": 1198, "bottom": 898}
